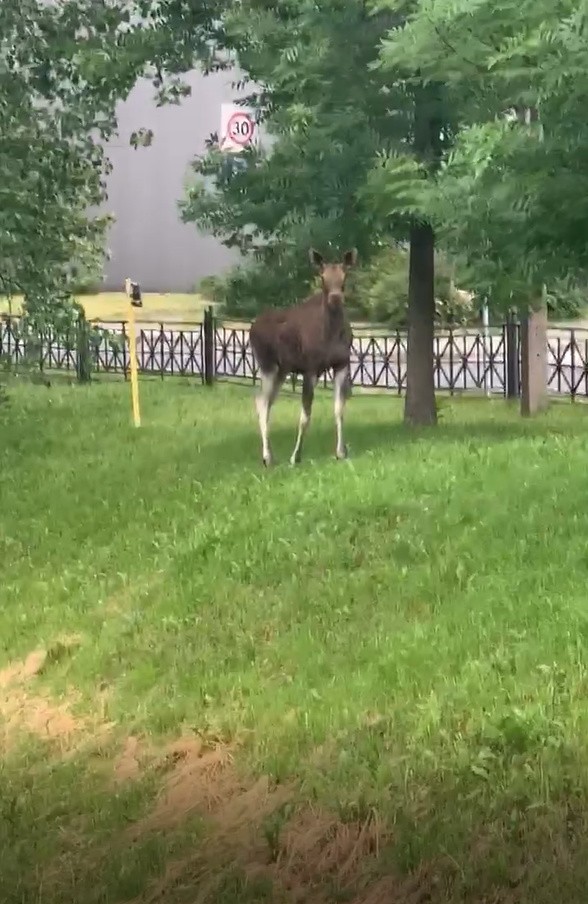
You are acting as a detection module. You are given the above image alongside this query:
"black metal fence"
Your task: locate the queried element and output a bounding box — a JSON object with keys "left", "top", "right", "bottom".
{"left": 2, "top": 310, "right": 588, "bottom": 399}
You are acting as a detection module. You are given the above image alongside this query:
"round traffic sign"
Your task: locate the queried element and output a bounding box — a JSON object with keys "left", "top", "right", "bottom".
{"left": 226, "top": 111, "right": 255, "bottom": 146}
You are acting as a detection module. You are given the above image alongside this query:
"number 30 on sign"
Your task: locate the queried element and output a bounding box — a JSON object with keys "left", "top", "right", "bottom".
{"left": 220, "top": 103, "right": 257, "bottom": 152}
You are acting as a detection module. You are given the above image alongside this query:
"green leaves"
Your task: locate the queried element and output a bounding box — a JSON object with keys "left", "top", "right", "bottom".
{"left": 361, "top": 151, "right": 428, "bottom": 223}
{"left": 177, "top": 3, "right": 415, "bottom": 312}
{"left": 370, "top": 0, "right": 588, "bottom": 308}
{"left": 0, "top": 0, "right": 223, "bottom": 333}
{"left": 0, "top": 1, "right": 112, "bottom": 325}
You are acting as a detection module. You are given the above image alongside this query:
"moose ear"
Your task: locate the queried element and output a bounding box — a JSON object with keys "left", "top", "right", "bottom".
{"left": 343, "top": 248, "right": 358, "bottom": 269}
{"left": 309, "top": 248, "right": 325, "bottom": 269}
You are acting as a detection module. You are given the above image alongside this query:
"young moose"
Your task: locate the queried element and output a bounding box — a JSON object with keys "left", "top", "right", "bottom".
{"left": 249, "top": 248, "right": 357, "bottom": 466}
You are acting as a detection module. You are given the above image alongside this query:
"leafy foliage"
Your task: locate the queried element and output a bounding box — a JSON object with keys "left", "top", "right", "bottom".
{"left": 372, "top": 0, "right": 588, "bottom": 311}
{"left": 0, "top": 0, "right": 219, "bottom": 336}
{"left": 545, "top": 279, "right": 586, "bottom": 322}
{"left": 65, "top": 221, "right": 114, "bottom": 296}
{"left": 181, "top": 1, "right": 454, "bottom": 316}
{"left": 351, "top": 244, "right": 475, "bottom": 326}
{"left": 2, "top": 1, "right": 110, "bottom": 331}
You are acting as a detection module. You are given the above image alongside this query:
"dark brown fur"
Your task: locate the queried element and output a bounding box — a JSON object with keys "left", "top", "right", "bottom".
{"left": 249, "top": 248, "right": 357, "bottom": 466}
{"left": 249, "top": 292, "right": 353, "bottom": 378}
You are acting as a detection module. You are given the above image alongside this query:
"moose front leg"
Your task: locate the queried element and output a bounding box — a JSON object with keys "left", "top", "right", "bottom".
{"left": 290, "top": 373, "right": 317, "bottom": 465}
{"left": 255, "top": 368, "right": 282, "bottom": 466}
{"left": 333, "top": 366, "right": 351, "bottom": 460}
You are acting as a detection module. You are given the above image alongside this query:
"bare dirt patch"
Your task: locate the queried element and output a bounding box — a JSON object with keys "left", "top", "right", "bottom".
{"left": 0, "top": 648, "right": 48, "bottom": 686}
{"left": 0, "top": 646, "right": 84, "bottom": 749}
{"left": 115, "top": 734, "right": 429, "bottom": 904}
{"left": 31, "top": 727, "right": 441, "bottom": 904}
{"left": 351, "top": 868, "right": 442, "bottom": 904}
{"left": 1, "top": 677, "right": 436, "bottom": 904}
{"left": 113, "top": 735, "right": 142, "bottom": 784}
{"left": 126, "top": 737, "right": 246, "bottom": 838}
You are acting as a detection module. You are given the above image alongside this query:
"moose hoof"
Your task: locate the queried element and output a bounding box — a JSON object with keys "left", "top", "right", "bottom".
{"left": 335, "top": 445, "right": 348, "bottom": 461}
{"left": 262, "top": 453, "right": 274, "bottom": 468}
{"left": 289, "top": 451, "right": 302, "bottom": 467}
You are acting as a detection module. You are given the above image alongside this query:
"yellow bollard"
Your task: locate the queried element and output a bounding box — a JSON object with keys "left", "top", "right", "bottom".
{"left": 126, "top": 285, "right": 141, "bottom": 428}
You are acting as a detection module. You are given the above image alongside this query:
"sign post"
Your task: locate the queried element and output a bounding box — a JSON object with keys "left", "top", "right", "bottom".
{"left": 124, "top": 278, "right": 141, "bottom": 428}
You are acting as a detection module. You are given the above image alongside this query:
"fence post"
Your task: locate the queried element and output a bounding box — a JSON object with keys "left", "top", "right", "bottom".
{"left": 203, "top": 305, "right": 215, "bottom": 386}
{"left": 505, "top": 310, "right": 520, "bottom": 398}
{"left": 38, "top": 329, "right": 45, "bottom": 374}
{"left": 76, "top": 311, "right": 92, "bottom": 383}
{"left": 520, "top": 301, "right": 548, "bottom": 416}
{"left": 570, "top": 328, "right": 576, "bottom": 401}
{"left": 160, "top": 322, "right": 165, "bottom": 380}
{"left": 121, "top": 321, "right": 129, "bottom": 380}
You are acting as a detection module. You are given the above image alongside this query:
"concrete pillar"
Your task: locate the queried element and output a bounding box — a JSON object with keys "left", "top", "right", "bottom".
{"left": 520, "top": 303, "right": 548, "bottom": 416}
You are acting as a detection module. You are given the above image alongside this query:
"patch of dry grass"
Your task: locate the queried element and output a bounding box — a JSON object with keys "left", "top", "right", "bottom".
{"left": 0, "top": 292, "right": 209, "bottom": 325}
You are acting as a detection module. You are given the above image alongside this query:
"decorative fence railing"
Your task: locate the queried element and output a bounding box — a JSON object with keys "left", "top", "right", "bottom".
{"left": 2, "top": 311, "right": 588, "bottom": 399}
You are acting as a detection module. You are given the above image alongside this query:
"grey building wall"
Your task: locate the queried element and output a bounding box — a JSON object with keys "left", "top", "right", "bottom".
{"left": 102, "top": 69, "right": 245, "bottom": 293}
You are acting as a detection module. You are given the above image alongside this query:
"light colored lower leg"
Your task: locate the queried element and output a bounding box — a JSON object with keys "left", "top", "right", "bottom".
{"left": 255, "top": 370, "right": 280, "bottom": 464}
{"left": 334, "top": 367, "right": 350, "bottom": 459}
{"left": 290, "top": 374, "right": 316, "bottom": 465}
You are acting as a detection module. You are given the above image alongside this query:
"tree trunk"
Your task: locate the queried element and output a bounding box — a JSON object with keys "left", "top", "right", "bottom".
{"left": 404, "top": 221, "right": 437, "bottom": 426}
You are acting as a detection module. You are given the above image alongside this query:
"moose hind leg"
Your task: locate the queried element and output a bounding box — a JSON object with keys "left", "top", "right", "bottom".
{"left": 290, "top": 373, "right": 317, "bottom": 466}
{"left": 255, "top": 368, "right": 281, "bottom": 466}
{"left": 333, "top": 366, "right": 351, "bottom": 460}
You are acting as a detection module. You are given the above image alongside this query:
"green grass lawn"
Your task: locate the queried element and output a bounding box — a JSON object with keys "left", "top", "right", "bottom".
{"left": 3, "top": 379, "right": 588, "bottom": 903}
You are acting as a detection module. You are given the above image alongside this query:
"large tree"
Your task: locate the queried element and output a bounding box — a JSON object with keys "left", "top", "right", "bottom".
{"left": 179, "top": 0, "right": 460, "bottom": 425}
{"left": 371, "top": 0, "right": 588, "bottom": 309}
{"left": 3, "top": 0, "right": 464, "bottom": 424}
{"left": 1, "top": 1, "right": 123, "bottom": 330}
{"left": 0, "top": 0, "right": 218, "bottom": 334}
{"left": 182, "top": 2, "right": 407, "bottom": 307}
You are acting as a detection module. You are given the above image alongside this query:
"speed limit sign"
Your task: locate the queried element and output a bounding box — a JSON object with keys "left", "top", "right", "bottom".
{"left": 220, "top": 103, "right": 257, "bottom": 152}
{"left": 228, "top": 112, "right": 254, "bottom": 145}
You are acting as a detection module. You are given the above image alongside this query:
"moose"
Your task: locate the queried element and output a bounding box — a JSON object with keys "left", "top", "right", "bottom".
{"left": 249, "top": 247, "right": 357, "bottom": 466}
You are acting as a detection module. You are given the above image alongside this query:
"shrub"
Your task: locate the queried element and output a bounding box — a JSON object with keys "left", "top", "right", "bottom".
{"left": 349, "top": 245, "right": 477, "bottom": 327}
{"left": 200, "top": 245, "right": 481, "bottom": 327}
{"left": 64, "top": 216, "right": 114, "bottom": 296}
{"left": 545, "top": 280, "right": 585, "bottom": 321}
